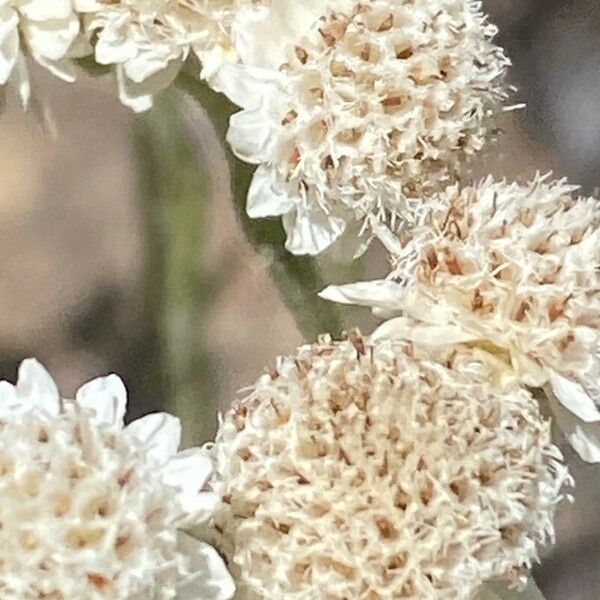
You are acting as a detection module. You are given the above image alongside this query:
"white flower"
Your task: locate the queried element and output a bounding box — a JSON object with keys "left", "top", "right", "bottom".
{"left": 321, "top": 175, "right": 600, "bottom": 463}
{"left": 206, "top": 334, "right": 570, "bottom": 600}
{"left": 77, "top": 0, "right": 268, "bottom": 112}
{"left": 0, "top": 359, "right": 235, "bottom": 600}
{"left": 0, "top": 0, "right": 81, "bottom": 106}
{"left": 214, "top": 0, "right": 510, "bottom": 256}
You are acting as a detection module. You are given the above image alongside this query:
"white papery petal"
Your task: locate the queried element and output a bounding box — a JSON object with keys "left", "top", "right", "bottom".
{"left": 116, "top": 64, "right": 153, "bottom": 112}
{"left": 123, "top": 50, "right": 180, "bottom": 84}
{"left": 372, "top": 317, "right": 480, "bottom": 347}
{"left": 228, "top": 108, "right": 273, "bottom": 164}
{"left": 22, "top": 14, "right": 79, "bottom": 61}
{"left": 549, "top": 370, "right": 600, "bottom": 423}
{"left": 95, "top": 19, "right": 138, "bottom": 65}
{"left": 247, "top": 165, "right": 296, "bottom": 217}
{"left": 126, "top": 412, "right": 182, "bottom": 464}
{"left": 0, "top": 381, "right": 17, "bottom": 418}
{"left": 213, "top": 62, "right": 280, "bottom": 110}
{"left": 232, "top": 0, "right": 325, "bottom": 68}
{"left": 75, "top": 374, "right": 127, "bottom": 428}
{"left": 34, "top": 54, "right": 77, "bottom": 82}
{"left": 177, "top": 535, "right": 236, "bottom": 600}
{"left": 12, "top": 51, "right": 30, "bottom": 106}
{"left": 18, "top": 0, "right": 72, "bottom": 21}
{"left": 546, "top": 387, "right": 600, "bottom": 463}
{"left": 0, "top": 9, "right": 18, "bottom": 85}
{"left": 320, "top": 280, "right": 404, "bottom": 312}
{"left": 283, "top": 208, "right": 346, "bottom": 255}
{"left": 162, "top": 451, "right": 219, "bottom": 523}
{"left": 15, "top": 358, "right": 60, "bottom": 415}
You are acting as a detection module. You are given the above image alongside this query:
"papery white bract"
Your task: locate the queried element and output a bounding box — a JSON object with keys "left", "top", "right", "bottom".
{"left": 0, "top": 359, "right": 235, "bottom": 600}
{"left": 321, "top": 175, "right": 600, "bottom": 463}
{"left": 215, "top": 0, "right": 510, "bottom": 256}
{"left": 206, "top": 334, "right": 570, "bottom": 599}
{"left": 76, "top": 0, "right": 269, "bottom": 112}
{"left": 0, "top": 0, "right": 81, "bottom": 106}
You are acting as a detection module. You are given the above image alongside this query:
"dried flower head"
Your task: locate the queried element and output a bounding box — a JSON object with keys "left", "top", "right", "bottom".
{"left": 76, "top": 0, "right": 268, "bottom": 111}
{"left": 215, "top": 0, "right": 510, "bottom": 255}
{"left": 0, "top": 0, "right": 82, "bottom": 106}
{"left": 321, "top": 175, "right": 600, "bottom": 462}
{"left": 0, "top": 359, "right": 235, "bottom": 599}
{"left": 207, "top": 334, "right": 569, "bottom": 599}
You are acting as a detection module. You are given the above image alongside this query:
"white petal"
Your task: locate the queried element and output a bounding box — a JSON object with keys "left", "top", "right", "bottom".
{"left": 15, "top": 359, "right": 60, "bottom": 415}
{"left": 232, "top": 0, "right": 326, "bottom": 69}
{"left": 116, "top": 62, "right": 180, "bottom": 112}
{"left": 177, "top": 535, "right": 235, "bottom": 600}
{"left": 546, "top": 386, "right": 600, "bottom": 463}
{"left": 161, "top": 448, "right": 210, "bottom": 492}
{"left": 116, "top": 64, "right": 153, "bottom": 112}
{"left": 0, "top": 381, "right": 17, "bottom": 418}
{"left": 228, "top": 108, "right": 272, "bottom": 164}
{"left": 75, "top": 374, "right": 127, "bottom": 428}
{"left": 283, "top": 208, "right": 346, "bottom": 256}
{"left": 123, "top": 51, "right": 180, "bottom": 84}
{"left": 210, "top": 62, "right": 280, "bottom": 110}
{"left": 12, "top": 51, "right": 30, "bottom": 107}
{"left": 320, "top": 280, "right": 403, "bottom": 312}
{"left": 0, "top": 10, "right": 18, "bottom": 85}
{"left": 372, "top": 317, "right": 480, "bottom": 346}
{"left": 549, "top": 370, "right": 600, "bottom": 423}
{"left": 18, "top": 0, "right": 72, "bottom": 21}
{"left": 162, "top": 450, "right": 219, "bottom": 522}
{"left": 246, "top": 165, "right": 296, "bottom": 217}
{"left": 22, "top": 15, "right": 80, "bottom": 62}
{"left": 569, "top": 427, "right": 600, "bottom": 463}
{"left": 126, "top": 412, "right": 182, "bottom": 464}
{"left": 34, "top": 55, "right": 77, "bottom": 82}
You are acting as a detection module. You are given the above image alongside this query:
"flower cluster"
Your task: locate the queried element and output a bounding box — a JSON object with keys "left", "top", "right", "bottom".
{"left": 322, "top": 176, "right": 600, "bottom": 462}
{"left": 76, "top": 0, "right": 269, "bottom": 111}
{"left": 0, "top": 0, "right": 82, "bottom": 106}
{"left": 0, "top": 359, "right": 234, "bottom": 599}
{"left": 0, "top": 0, "right": 269, "bottom": 111}
{"left": 216, "top": 0, "right": 510, "bottom": 255}
{"left": 2, "top": 0, "right": 594, "bottom": 597}
{"left": 206, "top": 334, "right": 570, "bottom": 599}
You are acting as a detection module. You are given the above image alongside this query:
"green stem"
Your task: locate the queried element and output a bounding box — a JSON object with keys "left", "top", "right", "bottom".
{"left": 134, "top": 89, "right": 220, "bottom": 446}
{"left": 176, "top": 71, "right": 345, "bottom": 341}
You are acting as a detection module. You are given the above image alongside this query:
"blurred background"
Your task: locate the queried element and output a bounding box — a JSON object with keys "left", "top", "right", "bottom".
{"left": 0, "top": 1, "right": 598, "bottom": 597}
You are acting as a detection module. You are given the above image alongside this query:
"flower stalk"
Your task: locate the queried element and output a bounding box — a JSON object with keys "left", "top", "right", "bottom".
{"left": 134, "top": 89, "right": 220, "bottom": 445}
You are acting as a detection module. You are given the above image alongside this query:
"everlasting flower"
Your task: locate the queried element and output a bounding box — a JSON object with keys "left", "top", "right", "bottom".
{"left": 77, "top": 0, "right": 268, "bottom": 111}
{"left": 215, "top": 0, "right": 510, "bottom": 255}
{"left": 0, "top": 0, "right": 81, "bottom": 106}
{"left": 206, "top": 334, "right": 569, "bottom": 599}
{"left": 0, "top": 359, "right": 235, "bottom": 599}
{"left": 321, "top": 175, "right": 600, "bottom": 462}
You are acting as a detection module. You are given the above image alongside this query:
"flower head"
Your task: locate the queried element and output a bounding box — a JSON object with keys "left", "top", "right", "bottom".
{"left": 206, "top": 334, "right": 569, "bottom": 599}
{"left": 321, "top": 175, "right": 600, "bottom": 462}
{"left": 0, "top": 0, "right": 81, "bottom": 106}
{"left": 0, "top": 359, "right": 235, "bottom": 599}
{"left": 216, "top": 0, "right": 510, "bottom": 255}
{"left": 77, "top": 0, "right": 268, "bottom": 111}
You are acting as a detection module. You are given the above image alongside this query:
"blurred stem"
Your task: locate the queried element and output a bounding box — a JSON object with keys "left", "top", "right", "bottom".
{"left": 134, "top": 89, "right": 219, "bottom": 446}
{"left": 176, "top": 71, "right": 344, "bottom": 341}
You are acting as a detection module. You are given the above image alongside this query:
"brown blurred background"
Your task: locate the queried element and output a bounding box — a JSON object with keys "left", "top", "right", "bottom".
{"left": 0, "top": 1, "right": 598, "bottom": 597}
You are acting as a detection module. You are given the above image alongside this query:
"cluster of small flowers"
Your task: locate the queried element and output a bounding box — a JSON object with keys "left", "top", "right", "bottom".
{"left": 2, "top": 0, "right": 597, "bottom": 598}
{"left": 0, "top": 0, "right": 269, "bottom": 110}
{"left": 2, "top": 0, "right": 510, "bottom": 248}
